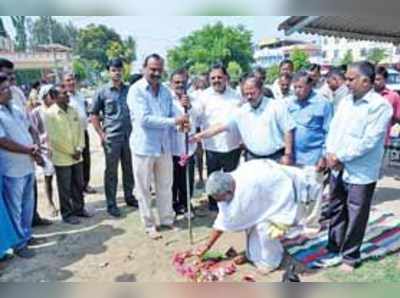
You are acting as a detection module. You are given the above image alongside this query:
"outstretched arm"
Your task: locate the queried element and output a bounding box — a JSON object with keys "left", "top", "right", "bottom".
{"left": 191, "top": 123, "right": 227, "bottom": 143}
{"left": 194, "top": 229, "right": 223, "bottom": 257}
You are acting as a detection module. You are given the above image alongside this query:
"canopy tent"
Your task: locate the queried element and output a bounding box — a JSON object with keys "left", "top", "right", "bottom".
{"left": 279, "top": 16, "right": 400, "bottom": 45}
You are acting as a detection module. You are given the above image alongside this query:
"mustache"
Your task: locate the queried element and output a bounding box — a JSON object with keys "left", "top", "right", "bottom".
{"left": 150, "top": 74, "right": 161, "bottom": 79}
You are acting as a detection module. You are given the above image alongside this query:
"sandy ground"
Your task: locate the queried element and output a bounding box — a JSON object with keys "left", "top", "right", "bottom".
{"left": 1, "top": 128, "right": 399, "bottom": 282}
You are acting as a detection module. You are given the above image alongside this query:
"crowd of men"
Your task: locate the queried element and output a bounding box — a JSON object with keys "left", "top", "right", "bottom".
{"left": 1, "top": 53, "right": 399, "bottom": 275}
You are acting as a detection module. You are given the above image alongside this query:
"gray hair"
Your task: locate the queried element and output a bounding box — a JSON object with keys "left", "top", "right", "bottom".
{"left": 206, "top": 171, "right": 234, "bottom": 198}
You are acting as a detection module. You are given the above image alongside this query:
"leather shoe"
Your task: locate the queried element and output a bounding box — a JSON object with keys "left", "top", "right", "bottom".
{"left": 14, "top": 247, "right": 35, "bottom": 259}
{"left": 108, "top": 208, "right": 122, "bottom": 218}
{"left": 63, "top": 216, "right": 81, "bottom": 225}
{"left": 125, "top": 197, "right": 139, "bottom": 208}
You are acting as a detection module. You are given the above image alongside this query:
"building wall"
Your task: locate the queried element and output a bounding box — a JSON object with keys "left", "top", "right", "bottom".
{"left": 320, "top": 37, "right": 400, "bottom": 65}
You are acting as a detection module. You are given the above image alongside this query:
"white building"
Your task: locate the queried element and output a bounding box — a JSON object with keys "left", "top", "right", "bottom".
{"left": 320, "top": 36, "right": 400, "bottom": 65}
{"left": 254, "top": 37, "right": 323, "bottom": 68}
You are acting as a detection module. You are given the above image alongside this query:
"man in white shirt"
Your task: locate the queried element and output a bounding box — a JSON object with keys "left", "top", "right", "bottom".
{"left": 0, "top": 58, "right": 27, "bottom": 111}
{"left": 197, "top": 64, "right": 242, "bottom": 211}
{"left": 170, "top": 69, "right": 201, "bottom": 217}
{"left": 63, "top": 72, "right": 96, "bottom": 194}
{"left": 325, "top": 67, "right": 350, "bottom": 113}
{"left": 272, "top": 60, "right": 294, "bottom": 99}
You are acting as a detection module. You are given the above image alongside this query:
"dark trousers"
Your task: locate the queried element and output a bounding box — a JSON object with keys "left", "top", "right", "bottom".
{"left": 172, "top": 155, "right": 195, "bottom": 212}
{"left": 32, "top": 179, "right": 41, "bottom": 225}
{"left": 55, "top": 162, "right": 85, "bottom": 220}
{"left": 103, "top": 139, "right": 134, "bottom": 210}
{"left": 327, "top": 172, "right": 376, "bottom": 266}
{"left": 206, "top": 148, "right": 241, "bottom": 209}
{"left": 83, "top": 130, "right": 91, "bottom": 189}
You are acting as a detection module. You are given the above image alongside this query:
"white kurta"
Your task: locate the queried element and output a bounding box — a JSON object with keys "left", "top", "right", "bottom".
{"left": 213, "top": 159, "right": 323, "bottom": 269}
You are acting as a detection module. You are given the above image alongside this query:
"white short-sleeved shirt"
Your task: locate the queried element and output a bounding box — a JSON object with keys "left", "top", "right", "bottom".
{"left": 226, "top": 97, "right": 296, "bottom": 156}
{"left": 171, "top": 98, "right": 201, "bottom": 157}
{"left": 198, "top": 87, "right": 242, "bottom": 153}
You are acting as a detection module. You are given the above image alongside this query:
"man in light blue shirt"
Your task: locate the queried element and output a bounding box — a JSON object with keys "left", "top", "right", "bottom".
{"left": 288, "top": 71, "right": 333, "bottom": 168}
{"left": 319, "top": 61, "right": 393, "bottom": 272}
{"left": 127, "top": 54, "right": 189, "bottom": 239}
{"left": 0, "top": 73, "right": 42, "bottom": 259}
{"left": 192, "top": 74, "right": 295, "bottom": 165}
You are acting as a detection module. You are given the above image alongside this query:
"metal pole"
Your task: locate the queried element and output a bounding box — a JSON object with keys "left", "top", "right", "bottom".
{"left": 183, "top": 94, "right": 193, "bottom": 245}
{"left": 47, "top": 17, "right": 59, "bottom": 83}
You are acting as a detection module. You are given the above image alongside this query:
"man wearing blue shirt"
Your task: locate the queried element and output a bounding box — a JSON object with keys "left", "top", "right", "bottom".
{"left": 0, "top": 73, "right": 43, "bottom": 259}
{"left": 288, "top": 71, "right": 333, "bottom": 168}
{"left": 319, "top": 61, "right": 393, "bottom": 272}
{"left": 127, "top": 54, "right": 189, "bottom": 239}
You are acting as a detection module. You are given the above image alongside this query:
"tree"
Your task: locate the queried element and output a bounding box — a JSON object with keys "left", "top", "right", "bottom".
{"left": 72, "top": 59, "right": 88, "bottom": 82}
{"left": 367, "top": 48, "right": 388, "bottom": 65}
{"left": 0, "top": 17, "right": 8, "bottom": 38}
{"left": 11, "top": 16, "right": 27, "bottom": 51}
{"left": 76, "top": 24, "right": 122, "bottom": 73}
{"left": 290, "top": 48, "right": 310, "bottom": 71}
{"left": 189, "top": 62, "right": 209, "bottom": 76}
{"left": 227, "top": 61, "right": 242, "bottom": 84}
{"left": 266, "top": 64, "right": 280, "bottom": 85}
{"left": 340, "top": 49, "right": 354, "bottom": 66}
{"left": 167, "top": 22, "right": 253, "bottom": 73}
{"left": 31, "top": 17, "right": 79, "bottom": 49}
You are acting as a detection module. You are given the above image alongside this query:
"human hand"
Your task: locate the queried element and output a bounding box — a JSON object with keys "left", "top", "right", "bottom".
{"left": 193, "top": 244, "right": 209, "bottom": 258}
{"left": 280, "top": 154, "right": 293, "bottom": 166}
{"left": 72, "top": 150, "right": 81, "bottom": 161}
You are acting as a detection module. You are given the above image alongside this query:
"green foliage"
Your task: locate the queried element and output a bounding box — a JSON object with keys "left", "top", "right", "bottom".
{"left": 30, "top": 17, "right": 78, "bottom": 49}
{"left": 266, "top": 64, "right": 280, "bottom": 85}
{"left": 340, "top": 49, "right": 354, "bottom": 66}
{"left": 11, "top": 16, "right": 27, "bottom": 51}
{"left": 0, "top": 17, "right": 8, "bottom": 38}
{"left": 189, "top": 62, "right": 209, "bottom": 75}
{"left": 167, "top": 22, "right": 253, "bottom": 73}
{"left": 72, "top": 59, "right": 87, "bottom": 82}
{"left": 227, "top": 61, "right": 243, "bottom": 84}
{"left": 290, "top": 48, "right": 310, "bottom": 71}
{"left": 367, "top": 48, "right": 388, "bottom": 64}
{"left": 15, "top": 69, "right": 41, "bottom": 86}
{"left": 76, "top": 24, "right": 136, "bottom": 78}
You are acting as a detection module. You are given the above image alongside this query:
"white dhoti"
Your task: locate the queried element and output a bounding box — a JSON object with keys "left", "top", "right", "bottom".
{"left": 212, "top": 160, "right": 324, "bottom": 270}
{"left": 246, "top": 222, "right": 284, "bottom": 270}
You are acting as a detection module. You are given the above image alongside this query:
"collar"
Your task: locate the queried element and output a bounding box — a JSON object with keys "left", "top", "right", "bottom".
{"left": 353, "top": 88, "right": 375, "bottom": 104}
{"left": 380, "top": 87, "right": 392, "bottom": 96}
{"left": 296, "top": 90, "right": 315, "bottom": 105}
{"left": 107, "top": 81, "right": 126, "bottom": 91}
{"left": 250, "top": 96, "right": 265, "bottom": 111}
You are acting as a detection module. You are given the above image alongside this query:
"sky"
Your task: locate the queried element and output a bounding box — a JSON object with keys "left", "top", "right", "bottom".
{"left": 3, "top": 16, "right": 313, "bottom": 67}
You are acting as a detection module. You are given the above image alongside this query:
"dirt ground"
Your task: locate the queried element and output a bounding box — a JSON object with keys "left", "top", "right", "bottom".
{"left": 1, "top": 128, "right": 399, "bottom": 282}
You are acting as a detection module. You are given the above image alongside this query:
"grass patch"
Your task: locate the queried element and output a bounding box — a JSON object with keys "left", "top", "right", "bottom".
{"left": 325, "top": 254, "right": 400, "bottom": 282}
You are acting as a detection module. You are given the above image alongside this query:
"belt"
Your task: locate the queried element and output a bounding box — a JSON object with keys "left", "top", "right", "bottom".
{"left": 246, "top": 148, "right": 285, "bottom": 160}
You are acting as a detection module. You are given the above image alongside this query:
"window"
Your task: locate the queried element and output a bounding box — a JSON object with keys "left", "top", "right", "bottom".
{"left": 322, "top": 51, "right": 327, "bottom": 58}
{"left": 360, "top": 48, "right": 368, "bottom": 57}
{"left": 334, "top": 49, "right": 340, "bottom": 59}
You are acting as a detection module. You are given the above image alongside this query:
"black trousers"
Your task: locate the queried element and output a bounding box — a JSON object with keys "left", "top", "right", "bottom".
{"left": 32, "top": 179, "right": 41, "bottom": 225}
{"left": 205, "top": 148, "right": 241, "bottom": 209}
{"left": 327, "top": 172, "right": 376, "bottom": 266}
{"left": 103, "top": 138, "right": 134, "bottom": 210}
{"left": 82, "top": 130, "right": 91, "bottom": 189}
{"left": 55, "top": 162, "right": 85, "bottom": 220}
{"left": 172, "top": 155, "right": 195, "bottom": 212}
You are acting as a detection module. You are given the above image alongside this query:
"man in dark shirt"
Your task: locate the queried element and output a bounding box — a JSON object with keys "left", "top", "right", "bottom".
{"left": 91, "top": 58, "right": 137, "bottom": 217}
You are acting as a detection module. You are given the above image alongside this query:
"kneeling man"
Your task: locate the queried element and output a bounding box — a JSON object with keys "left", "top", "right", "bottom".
{"left": 194, "top": 159, "right": 322, "bottom": 274}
